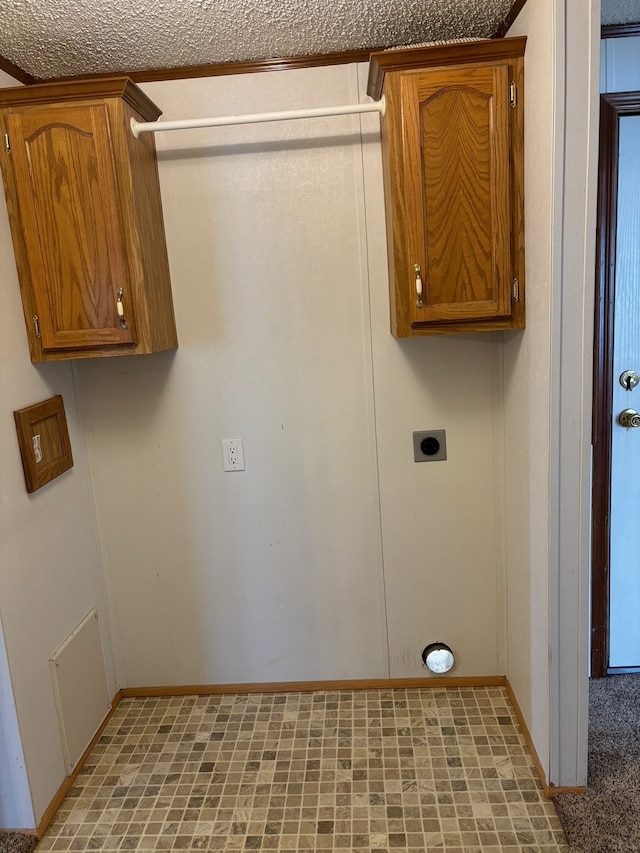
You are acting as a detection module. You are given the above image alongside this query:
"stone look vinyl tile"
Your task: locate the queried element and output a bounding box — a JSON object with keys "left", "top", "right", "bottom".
{"left": 35, "top": 687, "right": 569, "bottom": 852}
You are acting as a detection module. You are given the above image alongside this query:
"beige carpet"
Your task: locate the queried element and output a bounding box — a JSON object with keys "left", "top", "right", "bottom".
{"left": 555, "top": 674, "right": 640, "bottom": 852}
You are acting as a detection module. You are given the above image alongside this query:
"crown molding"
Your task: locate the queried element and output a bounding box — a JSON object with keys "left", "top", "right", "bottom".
{"left": 0, "top": 54, "right": 36, "bottom": 84}
{"left": 34, "top": 49, "right": 378, "bottom": 86}
{"left": 601, "top": 22, "right": 640, "bottom": 39}
{"left": 492, "top": 0, "right": 529, "bottom": 38}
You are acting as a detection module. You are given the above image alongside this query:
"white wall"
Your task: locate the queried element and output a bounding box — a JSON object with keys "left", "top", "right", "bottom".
{"left": 357, "top": 63, "right": 505, "bottom": 678}
{"left": 0, "top": 69, "right": 115, "bottom": 825}
{"left": 506, "top": 0, "right": 599, "bottom": 787}
{"left": 76, "top": 63, "right": 505, "bottom": 690}
{"left": 0, "top": 3, "right": 602, "bottom": 813}
{"left": 503, "top": 0, "right": 556, "bottom": 781}
{"left": 0, "top": 618, "right": 32, "bottom": 829}
{"left": 548, "top": 0, "right": 599, "bottom": 788}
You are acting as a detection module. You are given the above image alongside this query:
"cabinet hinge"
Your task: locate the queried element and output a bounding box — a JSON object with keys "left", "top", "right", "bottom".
{"left": 509, "top": 82, "right": 517, "bottom": 109}
{"left": 4, "top": 133, "right": 10, "bottom": 154}
{"left": 512, "top": 278, "right": 520, "bottom": 303}
{"left": 33, "top": 315, "right": 41, "bottom": 338}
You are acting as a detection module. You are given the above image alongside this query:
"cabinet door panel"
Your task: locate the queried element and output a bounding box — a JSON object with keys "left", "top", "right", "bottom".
{"left": 7, "top": 103, "right": 136, "bottom": 350}
{"left": 402, "top": 65, "right": 512, "bottom": 326}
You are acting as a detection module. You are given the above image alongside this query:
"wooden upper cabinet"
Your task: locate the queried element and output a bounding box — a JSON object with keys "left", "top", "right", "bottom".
{"left": 0, "top": 78, "right": 177, "bottom": 361}
{"left": 368, "top": 38, "right": 526, "bottom": 337}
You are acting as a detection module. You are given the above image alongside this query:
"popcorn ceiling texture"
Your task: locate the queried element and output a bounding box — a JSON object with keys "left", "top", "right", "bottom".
{"left": 602, "top": 0, "right": 640, "bottom": 24}
{"left": 0, "top": 0, "right": 514, "bottom": 80}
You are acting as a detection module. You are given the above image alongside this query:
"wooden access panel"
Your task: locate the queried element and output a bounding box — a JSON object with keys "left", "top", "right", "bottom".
{"left": 14, "top": 394, "right": 73, "bottom": 493}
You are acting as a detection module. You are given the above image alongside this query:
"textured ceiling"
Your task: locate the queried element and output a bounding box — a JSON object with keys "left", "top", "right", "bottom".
{"left": 0, "top": 0, "right": 516, "bottom": 81}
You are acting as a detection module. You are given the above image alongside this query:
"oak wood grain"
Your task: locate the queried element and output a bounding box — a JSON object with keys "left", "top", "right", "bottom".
{"left": 45, "top": 50, "right": 377, "bottom": 86}
{"left": 13, "top": 395, "right": 73, "bottom": 492}
{"left": 0, "top": 79, "right": 177, "bottom": 361}
{"left": 0, "top": 77, "right": 161, "bottom": 121}
{"left": 6, "top": 103, "right": 137, "bottom": 351}
{"left": 0, "top": 53, "right": 36, "bottom": 85}
{"left": 0, "top": 116, "right": 44, "bottom": 361}
{"left": 111, "top": 98, "right": 178, "bottom": 353}
{"left": 376, "top": 39, "right": 525, "bottom": 337}
{"left": 510, "top": 56, "right": 526, "bottom": 331}
{"left": 492, "top": 0, "right": 530, "bottom": 39}
{"left": 409, "top": 64, "right": 511, "bottom": 325}
{"left": 380, "top": 73, "right": 411, "bottom": 336}
{"left": 367, "top": 37, "right": 527, "bottom": 100}
{"left": 121, "top": 675, "right": 508, "bottom": 697}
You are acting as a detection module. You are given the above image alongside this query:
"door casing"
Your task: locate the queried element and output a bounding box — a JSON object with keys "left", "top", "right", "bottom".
{"left": 591, "top": 91, "right": 640, "bottom": 678}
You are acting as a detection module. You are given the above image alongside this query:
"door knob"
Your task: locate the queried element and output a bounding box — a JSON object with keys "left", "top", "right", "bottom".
{"left": 618, "top": 408, "right": 640, "bottom": 428}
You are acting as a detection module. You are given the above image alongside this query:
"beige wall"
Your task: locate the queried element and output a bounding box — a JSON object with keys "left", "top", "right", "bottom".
{"left": 505, "top": 0, "right": 599, "bottom": 787}
{"left": 3, "top": 7, "right": 596, "bottom": 812}
{"left": 0, "top": 614, "right": 32, "bottom": 828}
{"left": 0, "top": 69, "right": 115, "bottom": 825}
{"left": 76, "top": 63, "right": 505, "bottom": 690}
{"left": 503, "top": 0, "right": 556, "bottom": 775}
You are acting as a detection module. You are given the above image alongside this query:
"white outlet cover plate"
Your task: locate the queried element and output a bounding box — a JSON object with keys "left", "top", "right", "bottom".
{"left": 222, "top": 438, "right": 245, "bottom": 471}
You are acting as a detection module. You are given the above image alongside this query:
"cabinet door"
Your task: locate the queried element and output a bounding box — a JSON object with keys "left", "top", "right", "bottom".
{"left": 401, "top": 64, "right": 512, "bottom": 326}
{"left": 6, "top": 103, "right": 137, "bottom": 351}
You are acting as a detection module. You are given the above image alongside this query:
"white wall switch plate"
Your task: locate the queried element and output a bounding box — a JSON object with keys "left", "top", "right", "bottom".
{"left": 222, "top": 438, "right": 245, "bottom": 471}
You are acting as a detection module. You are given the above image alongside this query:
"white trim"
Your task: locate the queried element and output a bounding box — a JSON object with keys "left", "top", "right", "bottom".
{"left": 548, "top": 0, "right": 599, "bottom": 788}
{"left": 0, "top": 618, "right": 34, "bottom": 829}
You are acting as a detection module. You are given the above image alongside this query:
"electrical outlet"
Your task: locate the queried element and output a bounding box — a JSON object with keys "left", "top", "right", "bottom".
{"left": 222, "top": 438, "right": 245, "bottom": 471}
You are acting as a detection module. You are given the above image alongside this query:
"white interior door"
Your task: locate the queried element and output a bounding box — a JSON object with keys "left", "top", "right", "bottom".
{"left": 609, "top": 113, "right": 640, "bottom": 669}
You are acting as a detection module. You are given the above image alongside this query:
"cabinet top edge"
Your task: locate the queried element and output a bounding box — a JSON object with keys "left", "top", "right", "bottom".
{"left": 0, "top": 76, "right": 162, "bottom": 121}
{"left": 367, "top": 36, "right": 527, "bottom": 100}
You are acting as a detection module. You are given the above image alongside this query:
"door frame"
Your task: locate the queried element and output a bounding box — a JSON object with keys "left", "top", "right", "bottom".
{"left": 591, "top": 91, "right": 640, "bottom": 678}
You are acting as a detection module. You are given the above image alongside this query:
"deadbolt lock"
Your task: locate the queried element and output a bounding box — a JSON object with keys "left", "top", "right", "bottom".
{"left": 618, "top": 408, "right": 640, "bottom": 428}
{"left": 620, "top": 370, "right": 640, "bottom": 391}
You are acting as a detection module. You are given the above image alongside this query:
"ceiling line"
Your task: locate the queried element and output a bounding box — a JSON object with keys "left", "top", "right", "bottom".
{"left": 601, "top": 22, "right": 640, "bottom": 38}
{"left": 32, "top": 48, "right": 378, "bottom": 86}
{"left": 493, "top": 0, "right": 530, "bottom": 38}
{"left": 0, "top": 53, "right": 36, "bottom": 85}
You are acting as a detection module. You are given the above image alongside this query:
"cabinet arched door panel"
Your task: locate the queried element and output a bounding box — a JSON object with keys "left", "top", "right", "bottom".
{"left": 400, "top": 64, "right": 513, "bottom": 327}
{"left": 6, "top": 102, "right": 137, "bottom": 351}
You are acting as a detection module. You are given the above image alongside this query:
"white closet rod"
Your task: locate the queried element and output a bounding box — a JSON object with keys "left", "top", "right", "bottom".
{"left": 130, "top": 97, "right": 385, "bottom": 138}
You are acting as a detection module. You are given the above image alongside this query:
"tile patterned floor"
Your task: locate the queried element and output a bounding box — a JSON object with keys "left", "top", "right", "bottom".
{"left": 36, "top": 687, "right": 569, "bottom": 852}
